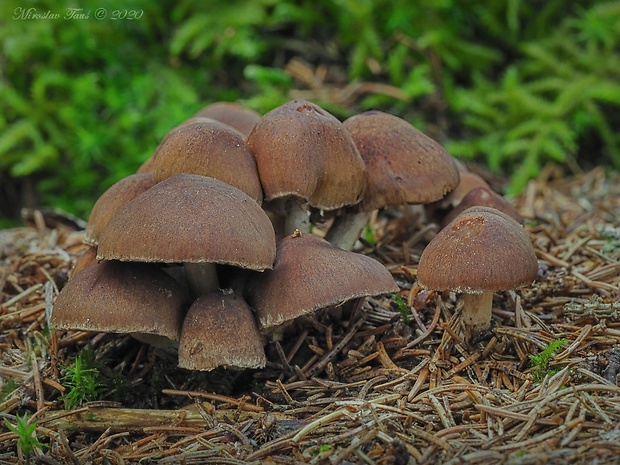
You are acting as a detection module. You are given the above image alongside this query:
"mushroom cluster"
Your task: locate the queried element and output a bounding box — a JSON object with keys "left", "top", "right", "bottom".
{"left": 416, "top": 159, "right": 538, "bottom": 340}
{"left": 53, "top": 98, "right": 537, "bottom": 373}
{"left": 53, "top": 100, "right": 428, "bottom": 371}
{"left": 54, "top": 173, "right": 277, "bottom": 370}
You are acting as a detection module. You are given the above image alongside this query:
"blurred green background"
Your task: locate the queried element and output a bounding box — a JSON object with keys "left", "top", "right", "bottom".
{"left": 1, "top": 0, "right": 619, "bottom": 226}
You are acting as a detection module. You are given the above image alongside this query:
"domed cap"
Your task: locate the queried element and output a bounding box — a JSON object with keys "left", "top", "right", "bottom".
{"left": 52, "top": 261, "right": 190, "bottom": 343}
{"left": 70, "top": 245, "right": 97, "bottom": 279}
{"left": 178, "top": 290, "right": 266, "bottom": 371}
{"left": 417, "top": 206, "right": 537, "bottom": 294}
{"left": 437, "top": 171, "right": 490, "bottom": 210}
{"left": 343, "top": 111, "right": 460, "bottom": 211}
{"left": 84, "top": 173, "right": 156, "bottom": 246}
{"left": 194, "top": 102, "right": 261, "bottom": 139}
{"left": 247, "top": 99, "right": 366, "bottom": 211}
{"left": 441, "top": 186, "right": 524, "bottom": 228}
{"left": 244, "top": 231, "right": 398, "bottom": 330}
{"left": 150, "top": 120, "right": 263, "bottom": 204}
{"left": 96, "top": 174, "right": 275, "bottom": 270}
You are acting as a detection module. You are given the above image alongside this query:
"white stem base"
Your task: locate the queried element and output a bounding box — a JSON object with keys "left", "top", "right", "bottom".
{"left": 462, "top": 292, "right": 494, "bottom": 340}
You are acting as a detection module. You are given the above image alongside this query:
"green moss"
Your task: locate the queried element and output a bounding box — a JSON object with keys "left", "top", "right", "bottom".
{"left": 60, "top": 349, "right": 106, "bottom": 409}
{"left": 1, "top": 0, "right": 615, "bottom": 222}
{"left": 392, "top": 294, "right": 411, "bottom": 325}
{"left": 4, "top": 413, "right": 46, "bottom": 458}
{"left": 529, "top": 338, "right": 568, "bottom": 382}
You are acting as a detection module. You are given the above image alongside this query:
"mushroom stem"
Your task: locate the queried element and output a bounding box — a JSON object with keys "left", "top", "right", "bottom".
{"left": 284, "top": 198, "right": 311, "bottom": 235}
{"left": 325, "top": 211, "right": 372, "bottom": 251}
{"left": 131, "top": 333, "right": 179, "bottom": 352}
{"left": 184, "top": 263, "right": 220, "bottom": 298}
{"left": 461, "top": 291, "right": 494, "bottom": 340}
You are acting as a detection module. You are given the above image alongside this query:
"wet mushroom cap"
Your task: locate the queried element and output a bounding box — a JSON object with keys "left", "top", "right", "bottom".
{"left": 150, "top": 120, "right": 263, "bottom": 204}
{"left": 417, "top": 206, "right": 538, "bottom": 293}
{"left": 342, "top": 110, "right": 460, "bottom": 211}
{"left": 247, "top": 99, "right": 366, "bottom": 211}
{"left": 84, "top": 172, "right": 156, "bottom": 246}
{"left": 96, "top": 174, "right": 276, "bottom": 270}
{"left": 178, "top": 291, "right": 266, "bottom": 371}
{"left": 194, "top": 102, "right": 261, "bottom": 139}
{"left": 52, "top": 261, "right": 190, "bottom": 342}
{"left": 244, "top": 232, "right": 398, "bottom": 330}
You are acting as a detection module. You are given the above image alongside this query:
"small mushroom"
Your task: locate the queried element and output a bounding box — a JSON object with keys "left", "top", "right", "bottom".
{"left": 436, "top": 171, "right": 490, "bottom": 210}
{"left": 194, "top": 102, "right": 261, "bottom": 139}
{"left": 440, "top": 186, "right": 524, "bottom": 228}
{"left": 417, "top": 206, "right": 538, "bottom": 340}
{"left": 84, "top": 173, "right": 156, "bottom": 246}
{"left": 178, "top": 290, "right": 266, "bottom": 371}
{"left": 97, "top": 174, "right": 276, "bottom": 297}
{"left": 70, "top": 245, "right": 97, "bottom": 279}
{"left": 136, "top": 118, "right": 223, "bottom": 174}
{"left": 148, "top": 120, "right": 263, "bottom": 204}
{"left": 424, "top": 171, "right": 491, "bottom": 225}
{"left": 325, "top": 111, "right": 460, "bottom": 250}
{"left": 52, "top": 261, "right": 190, "bottom": 347}
{"left": 243, "top": 231, "right": 398, "bottom": 337}
{"left": 247, "top": 99, "right": 366, "bottom": 235}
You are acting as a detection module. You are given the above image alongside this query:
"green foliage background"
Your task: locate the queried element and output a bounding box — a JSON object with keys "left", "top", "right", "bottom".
{"left": 1, "top": 0, "right": 619, "bottom": 225}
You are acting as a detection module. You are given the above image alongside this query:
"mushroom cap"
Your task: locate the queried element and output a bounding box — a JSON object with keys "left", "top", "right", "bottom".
{"left": 247, "top": 99, "right": 366, "bottom": 211}
{"left": 178, "top": 290, "right": 266, "bottom": 371}
{"left": 194, "top": 102, "right": 261, "bottom": 139}
{"left": 441, "top": 186, "right": 524, "bottom": 228}
{"left": 136, "top": 119, "right": 221, "bottom": 174}
{"left": 70, "top": 245, "right": 97, "bottom": 279}
{"left": 437, "top": 171, "right": 490, "bottom": 210}
{"left": 84, "top": 173, "right": 156, "bottom": 246}
{"left": 96, "top": 174, "right": 276, "bottom": 270}
{"left": 52, "top": 261, "right": 190, "bottom": 342}
{"left": 342, "top": 111, "right": 460, "bottom": 211}
{"left": 150, "top": 120, "right": 263, "bottom": 204}
{"left": 244, "top": 232, "right": 398, "bottom": 330}
{"left": 417, "top": 206, "right": 538, "bottom": 294}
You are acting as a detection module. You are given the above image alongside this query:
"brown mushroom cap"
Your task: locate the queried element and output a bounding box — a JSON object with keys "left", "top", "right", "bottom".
{"left": 247, "top": 99, "right": 366, "bottom": 211}
{"left": 96, "top": 173, "right": 276, "bottom": 270}
{"left": 70, "top": 245, "right": 97, "bottom": 279}
{"left": 149, "top": 120, "right": 263, "bottom": 204}
{"left": 436, "top": 171, "right": 490, "bottom": 210}
{"left": 136, "top": 154, "right": 155, "bottom": 174}
{"left": 342, "top": 111, "right": 460, "bottom": 211}
{"left": 417, "top": 206, "right": 537, "bottom": 294}
{"left": 178, "top": 290, "right": 266, "bottom": 371}
{"left": 136, "top": 118, "right": 221, "bottom": 174}
{"left": 194, "top": 102, "right": 261, "bottom": 139}
{"left": 84, "top": 173, "right": 156, "bottom": 246}
{"left": 441, "top": 186, "right": 524, "bottom": 228}
{"left": 52, "top": 261, "right": 190, "bottom": 343}
{"left": 244, "top": 232, "right": 398, "bottom": 330}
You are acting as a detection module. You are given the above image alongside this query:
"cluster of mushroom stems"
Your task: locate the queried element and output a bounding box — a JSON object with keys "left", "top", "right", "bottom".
{"left": 52, "top": 99, "right": 538, "bottom": 372}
